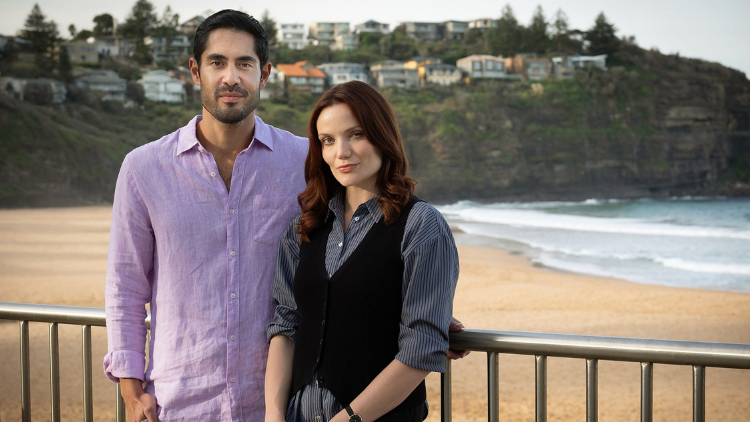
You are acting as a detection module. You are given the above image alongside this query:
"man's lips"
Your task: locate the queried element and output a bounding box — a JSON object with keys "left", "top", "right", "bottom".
{"left": 219, "top": 94, "right": 244, "bottom": 102}
{"left": 337, "top": 164, "right": 358, "bottom": 173}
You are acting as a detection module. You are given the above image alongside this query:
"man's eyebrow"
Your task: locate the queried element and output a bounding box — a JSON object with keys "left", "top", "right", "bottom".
{"left": 236, "top": 55, "right": 258, "bottom": 63}
{"left": 206, "top": 53, "right": 228, "bottom": 61}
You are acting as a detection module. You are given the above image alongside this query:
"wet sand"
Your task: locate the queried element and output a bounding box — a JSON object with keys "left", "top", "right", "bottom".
{"left": 0, "top": 206, "right": 748, "bottom": 421}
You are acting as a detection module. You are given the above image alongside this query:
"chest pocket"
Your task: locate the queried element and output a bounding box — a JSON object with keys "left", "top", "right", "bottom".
{"left": 252, "top": 193, "right": 300, "bottom": 247}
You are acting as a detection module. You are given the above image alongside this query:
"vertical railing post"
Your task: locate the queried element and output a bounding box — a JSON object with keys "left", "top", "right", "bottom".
{"left": 535, "top": 356, "right": 547, "bottom": 422}
{"left": 586, "top": 359, "right": 598, "bottom": 422}
{"left": 487, "top": 352, "right": 499, "bottom": 422}
{"left": 441, "top": 357, "right": 452, "bottom": 422}
{"left": 50, "top": 323, "right": 61, "bottom": 422}
{"left": 640, "top": 362, "right": 653, "bottom": 422}
{"left": 20, "top": 320, "right": 31, "bottom": 422}
{"left": 82, "top": 325, "right": 93, "bottom": 422}
{"left": 692, "top": 366, "right": 705, "bottom": 422}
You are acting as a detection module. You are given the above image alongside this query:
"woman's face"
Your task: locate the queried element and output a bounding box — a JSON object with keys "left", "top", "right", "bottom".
{"left": 317, "top": 103, "right": 383, "bottom": 194}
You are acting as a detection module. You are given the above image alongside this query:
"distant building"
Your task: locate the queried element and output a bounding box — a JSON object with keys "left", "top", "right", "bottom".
{"left": 276, "top": 61, "right": 326, "bottom": 94}
{"left": 421, "top": 63, "right": 462, "bottom": 86}
{"left": 442, "top": 21, "right": 468, "bottom": 41}
{"left": 468, "top": 18, "right": 496, "bottom": 31}
{"left": 333, "top": 34, "right": 358, "bottom": 51}
{"left": 93, "top": 35, "right": 123, "bottom": 58}
{"left": 370, "top": 61, "right": 419, "bottom": 89}
{"left": 404, "top": 57, "right": 442, "bottom": 70}
{"left": 457, "top": 55, "right": 507, "bottom": 81}
{"left": 354, "top": 20, "right": 389, "bottom": 35}
{"left": 24, "top": 78, "right": 67, "bottom": 104}
{"left": 76, "top": 70, "right": 127, "bottom": 101}
{"left": 525, "top": 58, "right": 552, "bottom": 80}
{"left": 0, "top": 76, "right": 24, "bottom": 101}
{"left": 400, "top": 22, "right": 441, "bottom": 42}
{"left": 145, "top": 34, "right": 192, "bottom": 64}
{"left": 140, "top": 70, "right": 185, "bottom": 103}
{"left": 64, "top": 39, "right": 99, "bottom": 63}
{"left": 568, "top": 54, "right": 608, "bottom": 70}
{"left": 317, "top": 63, "right": 369, "bottom": 87}
{"left": 309, "top": 22, "right": 350, "bottom": 48}
{"left": 277, "top": 23, "right": 308, "bottom": 50}
{"left": 180, "top": 16, "right": 204, "bottom": 35}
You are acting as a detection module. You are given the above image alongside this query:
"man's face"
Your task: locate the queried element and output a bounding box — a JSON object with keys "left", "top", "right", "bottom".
{"left": 190, "top": 28, "right": 270, "bottom": 125}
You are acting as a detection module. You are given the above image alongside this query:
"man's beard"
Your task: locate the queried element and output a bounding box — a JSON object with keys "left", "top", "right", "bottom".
{"left": 202, "top": 84, "right": 259, "bottom": 125}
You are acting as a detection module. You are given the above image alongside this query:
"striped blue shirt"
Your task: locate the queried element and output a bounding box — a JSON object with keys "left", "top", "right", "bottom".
{"left": 267, "top": 194, "right": 459, "bottom": 421}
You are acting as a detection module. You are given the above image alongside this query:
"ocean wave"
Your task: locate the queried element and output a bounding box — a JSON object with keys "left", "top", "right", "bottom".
{"left": 446, "top": 208, "right": 750, "bottom": 240}
{"left": 455, "top": 223, "right": 750, "bottom": 276}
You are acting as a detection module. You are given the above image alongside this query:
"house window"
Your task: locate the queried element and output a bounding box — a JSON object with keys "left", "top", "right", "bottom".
{"left": 487, "top": 61, "right": 494, "bottom": 70}
{"left": 473, "top": 61, "right": 481, "bottom": 71}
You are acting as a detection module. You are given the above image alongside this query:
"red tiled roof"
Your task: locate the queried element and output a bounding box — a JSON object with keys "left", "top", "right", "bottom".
{"left": 277, "top": 62, "right": 325, "bottom": 79}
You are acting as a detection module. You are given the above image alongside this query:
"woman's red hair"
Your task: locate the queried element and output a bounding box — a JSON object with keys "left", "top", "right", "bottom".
{"left": 297, "top": 81, "right": 416, "bottom": 242}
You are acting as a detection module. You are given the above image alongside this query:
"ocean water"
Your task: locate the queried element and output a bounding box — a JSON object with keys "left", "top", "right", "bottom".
{"left": 436, "top": 198, "right": 750, "bottom": 293}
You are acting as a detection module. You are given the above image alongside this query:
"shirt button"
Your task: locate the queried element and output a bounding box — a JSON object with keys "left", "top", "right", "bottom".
{"left": 230, "top": 377, "right": 235, "bottom": 383}
{"left": 230, "top": 250, "right": 236, "bottom": 256}
{"left": 210, "top": 171, "right": 216, "bottom": 177}
{"left": 231, "top": 335, "right": 236, "bottom": 341}
{"left": 321, "top": 320, "right": 325, "bottom": 325}
{"left": 316, "top": 416, "right": 321, "bottom": 421}
{"left": 230, "top": 293, "right": 236, "bottom": 299}
{"left": 230, "top": 208, "right": 235, "bottom": 214}
{"left": 338, "top": 242, "right": 343, "bottom": 247}
{"left": 354, "top": 216, "right": 360, "bottom": 222}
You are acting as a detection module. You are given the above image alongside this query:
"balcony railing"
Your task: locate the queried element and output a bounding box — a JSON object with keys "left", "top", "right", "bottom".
{"left": 1, "top": 301, "right": 749, "bottom": 422}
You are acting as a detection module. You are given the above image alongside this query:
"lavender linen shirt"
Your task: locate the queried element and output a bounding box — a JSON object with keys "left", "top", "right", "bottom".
{"left": 104, "top": 115, "right": 307, "bottom": 421}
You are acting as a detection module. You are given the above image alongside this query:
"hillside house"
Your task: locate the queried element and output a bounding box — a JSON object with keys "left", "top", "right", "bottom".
{"left": 140, "top": 70, "right": 185, "bottom": 103}
{"left": 457, "top": 55, "right": 507, "bottom": 81}
{"left": 317, "top": 63, "right": 369, "bottom": 87}
{"left": 75, "top": 70, "right": 127, "bottom": 101}
{"left": 421, "top": 63, "right": 462, "bottom": 86}
{"left": 277, "top": 23, "right": 308, "bottom": 50}
{"left": 276, "top": 61, "right": 326, "bottom": 94}
{"left": 370, "top": 61, "right": 419, "bottom": 89}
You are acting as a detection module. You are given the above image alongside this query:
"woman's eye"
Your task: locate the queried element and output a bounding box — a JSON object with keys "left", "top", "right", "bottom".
{"left": 352, "top": 132, "right": 363, "bottom": 138}
{"left": 321, "top": 137, "right": 334, "bottom": 145}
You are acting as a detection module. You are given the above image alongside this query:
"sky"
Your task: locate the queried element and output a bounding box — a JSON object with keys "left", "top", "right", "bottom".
{"left": 1, "top": 0, "right": 749, "bottom": 77}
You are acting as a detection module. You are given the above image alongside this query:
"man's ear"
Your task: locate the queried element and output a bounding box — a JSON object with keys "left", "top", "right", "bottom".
{"left": 259, "top": 62, "right": 272, "bottom": 90}
{"left": 189, "top": 57, "right": 201, "bottom": 86}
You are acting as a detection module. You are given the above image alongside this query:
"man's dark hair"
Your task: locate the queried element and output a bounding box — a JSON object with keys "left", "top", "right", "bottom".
{"left": 193, "top": 10, "right": 269, "bottom": 70}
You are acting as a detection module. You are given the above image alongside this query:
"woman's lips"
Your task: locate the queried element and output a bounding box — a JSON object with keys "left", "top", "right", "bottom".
{"left": 337, "top": 164, "right": 358, "bottom": 173}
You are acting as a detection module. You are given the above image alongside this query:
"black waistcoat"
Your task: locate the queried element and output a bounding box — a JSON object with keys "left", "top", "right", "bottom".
{"left": 291, "top": 197, "right": 426, "bottom": 416}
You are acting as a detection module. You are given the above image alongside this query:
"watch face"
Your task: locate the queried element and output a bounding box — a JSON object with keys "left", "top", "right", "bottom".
{"left": 349, "top": 416, "right": 362, "bottom": 422}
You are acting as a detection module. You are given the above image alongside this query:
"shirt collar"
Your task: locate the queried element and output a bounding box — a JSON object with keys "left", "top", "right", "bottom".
{"left": 326, "top": 193, "right": 382, "bottom": 223}
{"left": 176, "top": 114, "right": 274, "bottom": 156}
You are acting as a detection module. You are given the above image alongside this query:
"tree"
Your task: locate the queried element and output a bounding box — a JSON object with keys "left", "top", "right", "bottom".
{"left": 93, "top": 13, "right": 114, "bottom": 36}
{"left": 58, "top": 47, "right": 72, "bottom": 82}
{"left": 491, "top": 5, "right": 523, "bottom": 57}
{"left": 19, "top": 4, "right": 59, "bottom": 75}
{"left": 260, "top": 10, "right": 277, "bottom": 45}
{"left": 526, "top": 5, "right": 549, "bottom": 54}
{"left": 121, "top": 0, "right": 157, "bottom": 64}
{"left": 551, "top": 9, "right": 570, "bottom": 52}
{"left": 155, "top": 6, "right": 179, "bottom": 37}
{"left": 74, "top": 30, "right": 94, "bottom": 41}
{"left": 68, "top": 24, "right": 77, "bottom": 39}
{"left": 585, "top": 12, "right": 620, "bottom": 55}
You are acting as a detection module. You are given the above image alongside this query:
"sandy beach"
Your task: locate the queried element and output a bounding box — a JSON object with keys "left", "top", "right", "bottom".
{"left": 1, "top": 206, "right": 748, "bottom": 421}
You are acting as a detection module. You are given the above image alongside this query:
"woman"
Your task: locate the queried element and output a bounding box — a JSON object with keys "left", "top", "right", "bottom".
{"left": 265, "top": 81, "right": 459, "bottom": 422}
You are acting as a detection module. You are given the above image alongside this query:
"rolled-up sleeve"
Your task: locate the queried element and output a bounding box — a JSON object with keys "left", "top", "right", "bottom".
{"left": 103, "top": 154, "right": 154, "bottom": 382}
{"left": 396, "top": 203, "right": 459, "bottom": 373}
{"left": 267, "top": 216, "right": 303, "bottom": 343}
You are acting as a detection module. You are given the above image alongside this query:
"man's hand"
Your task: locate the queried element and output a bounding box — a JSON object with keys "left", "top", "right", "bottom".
{"left": 120, "top": 378, "right": 158, "bottom": 422}
{"left": 447, "top": 317, "right": 470, "bottom": 360}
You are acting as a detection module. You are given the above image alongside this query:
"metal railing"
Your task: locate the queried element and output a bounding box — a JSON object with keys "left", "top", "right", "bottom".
{"left": 1, "top": 301, "right": 749, "bottom": 422}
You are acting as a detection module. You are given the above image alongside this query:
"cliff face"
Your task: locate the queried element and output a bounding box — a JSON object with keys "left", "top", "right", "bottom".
{"left": 398, "top": 49, "right": 750, "bottom": 202}
{"left": 0, "top": 49, "right": 748, "bottom": 208}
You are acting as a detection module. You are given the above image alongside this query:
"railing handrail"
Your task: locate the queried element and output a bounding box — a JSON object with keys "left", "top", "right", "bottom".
{"left": 1, "top": 301, "right": 747, "bottom": 368}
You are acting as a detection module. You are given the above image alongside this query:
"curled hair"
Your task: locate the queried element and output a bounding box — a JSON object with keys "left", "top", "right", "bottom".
{"left": 298, "top": 81, "right": 416, "bottom": 242}
{"left": 193, "top": 10, "right": 269, "bottom": 70}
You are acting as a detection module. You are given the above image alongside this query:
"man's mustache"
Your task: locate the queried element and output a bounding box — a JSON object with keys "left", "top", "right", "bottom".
{"left": 214, "top": 86, "right": 249, "bottom": 97}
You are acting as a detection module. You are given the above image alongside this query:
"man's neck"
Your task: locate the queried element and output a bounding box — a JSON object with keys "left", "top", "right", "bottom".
{"left": 196, "top": 109, "right": 257, "bottom": 158}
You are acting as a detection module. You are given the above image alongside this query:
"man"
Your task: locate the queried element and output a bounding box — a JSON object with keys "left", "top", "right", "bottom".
{"left": 104, "top": 11, "right": 307, "bottom": 421}
{"left": 104, "top": 9, "right": 467, "bottom": 422}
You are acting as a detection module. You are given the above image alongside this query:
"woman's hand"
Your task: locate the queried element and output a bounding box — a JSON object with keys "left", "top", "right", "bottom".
{"left": 447, "top": 317, "right": 470, "bottom": 359}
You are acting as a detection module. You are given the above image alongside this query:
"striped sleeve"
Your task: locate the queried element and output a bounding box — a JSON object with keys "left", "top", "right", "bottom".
{"left": 396, "top": 201, "right": 460, "bottom": 372}
{"left": 266, "top": 215, "right": 302, "bottom": 343}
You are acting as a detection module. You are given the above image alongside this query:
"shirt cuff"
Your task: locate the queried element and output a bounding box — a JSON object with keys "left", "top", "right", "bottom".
{"left": 266, "top": 322, "right": 297, "bottom": 344}
{"left": 396, "top": 324, "right": 449, "bottom": 373}
{"left": 103, "top": 350, "right": 146, "bottom": 382}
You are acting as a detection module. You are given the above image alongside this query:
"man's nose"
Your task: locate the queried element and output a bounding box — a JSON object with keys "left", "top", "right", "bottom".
{"left": 222, "top": 65, "right": 241, "bottom": 85}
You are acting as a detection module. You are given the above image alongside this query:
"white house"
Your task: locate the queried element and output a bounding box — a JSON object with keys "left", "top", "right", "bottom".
{"left": 457, "top": 55, "right": 506, "bottom": 81}
{"left": 76, "top": 70, "right": 127, "bottom": 101}
{"left": 277, "top": 23, "right": 308, "bottom": 50}
{"left": 317, "top": 63, "right": 369, "bottom": 87}
{"left": 140, "top": 70, "right": 185, "bottom": 103}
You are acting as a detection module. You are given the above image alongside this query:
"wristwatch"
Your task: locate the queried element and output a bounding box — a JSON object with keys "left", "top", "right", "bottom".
{"left": 345, "top": 405, "right": 362, "bottom": 422}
